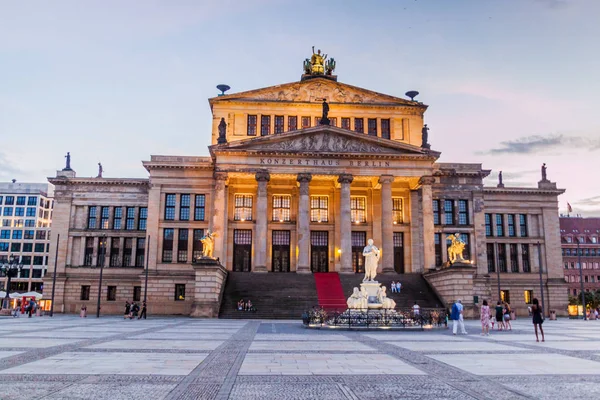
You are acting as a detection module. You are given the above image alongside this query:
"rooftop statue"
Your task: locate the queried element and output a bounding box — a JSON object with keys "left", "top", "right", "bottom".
{"left": 310, "top": 46, "right": 327, "bottom": 75}
{"left": 541, "top": 163, "right": 547, "bottom": 181}
{"left": 63, "top": 152, "right": 72, "bottom": 171}
{"left": 97, "top": 163, "right": 103, "bottom": 178}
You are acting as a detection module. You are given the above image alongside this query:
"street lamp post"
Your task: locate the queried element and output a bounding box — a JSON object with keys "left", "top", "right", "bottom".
{"left": 495, "top": 242, "right": 501, "bottom": 301}
{"left": 96, "top": 234, "right": 107, "bottom": 318}
{"left": 1, "top": 255, "right": 23, "bottom": 309}
{"left": 575, "top": 231, "right": 587, "bottom": 320}
{"left": 536, "top": 242, "right": 546, "bottom": 317}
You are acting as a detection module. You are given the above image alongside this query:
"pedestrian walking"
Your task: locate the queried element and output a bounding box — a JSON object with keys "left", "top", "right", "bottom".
{"left": 480, "top": 299, "right": 490, "bottom": 336}
{"left": 124, "top": 301, "right": 131, "bottom": 319}
{"left": 495, "top": 301, "right": 504, "bottom": 330}
{"left": 80, "top": 305, "right": 87, "bottom": 318}
{"left": 532, "top": 298, "right": 545, "bottom": 342}
{"left": 451, "top": 299, "right": 468, "bottom": 335}
{"left": 503, "top": 302, "right": 512, "bottom": 331}
{"left": 27, "top": 299, "right": 36, "bottom": 318}
{"left": 138, "top": 301, "right": 147, "bottom": 319}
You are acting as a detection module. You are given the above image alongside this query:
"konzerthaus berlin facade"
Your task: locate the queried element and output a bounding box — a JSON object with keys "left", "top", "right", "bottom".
{"left": 45, "top": 56, "right": 568, "bottom": 317}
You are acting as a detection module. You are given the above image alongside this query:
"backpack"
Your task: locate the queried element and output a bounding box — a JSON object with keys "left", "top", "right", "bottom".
{"left": 451, "top": 303, "right": 460, "bottom": 320}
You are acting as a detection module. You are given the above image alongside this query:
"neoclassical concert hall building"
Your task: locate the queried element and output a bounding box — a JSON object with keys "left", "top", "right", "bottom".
{"left": 45, "top": 53, "right": 568, "bottom": 317}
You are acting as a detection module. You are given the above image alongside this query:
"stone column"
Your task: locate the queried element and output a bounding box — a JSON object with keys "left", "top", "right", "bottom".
{"left": 338, "top": 174, "right": 353, "bottom": 273}
{"left": 379, "top": 175, "right": 394, "bottom": 272}
{"left": 211, "top": 172, "right": 228, "bottom": 263}
{"left": 296, "top": 173, "right": 312, "bottom": 273}
{"left": 254, "top": 170, "right": 270, "bottom": 272}
{"left": 420, "top": 176, "right": 436, "bottom": 271}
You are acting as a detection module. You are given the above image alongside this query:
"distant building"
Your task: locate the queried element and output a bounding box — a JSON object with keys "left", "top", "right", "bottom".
{"left": 560, "top": 217, "right": 600, "bottom": 297}
{"left": 0, "top": 182, "right": 54, "bottom": 293}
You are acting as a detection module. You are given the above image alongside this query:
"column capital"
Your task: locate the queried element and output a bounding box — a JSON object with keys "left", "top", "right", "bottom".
{"left": 255, "top": 170, "right": 271, "bottom": 182}
{"left": 418, "top": 176, "right": 435, "bottom": 186}
{"left": 296, "top": 173, "right": 312, "bottom": 183}
{"left": 378, "top": 175, "right": 394, "bottom": 185}
{"left": 214, "top": 171, "right": 228, "bottom": 181}
{"left": 337, "top": 173, "right": 354, "bottom": 185}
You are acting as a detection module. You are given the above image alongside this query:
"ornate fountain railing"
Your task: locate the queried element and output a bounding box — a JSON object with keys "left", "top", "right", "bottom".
{"left": 302, "top": 307, "right": 448, "bottom": 329}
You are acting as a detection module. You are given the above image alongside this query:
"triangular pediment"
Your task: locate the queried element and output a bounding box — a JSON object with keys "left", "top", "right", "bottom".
{"left": 209, "top": 77, "right": 426, "bottom": 107}
{"left": 211, "top": 126, "right": 438, "bottom": 157}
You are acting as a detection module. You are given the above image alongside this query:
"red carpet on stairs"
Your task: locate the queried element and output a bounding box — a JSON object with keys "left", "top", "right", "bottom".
{"left": 313, "top": 272, "right": 347, "bottom": 311}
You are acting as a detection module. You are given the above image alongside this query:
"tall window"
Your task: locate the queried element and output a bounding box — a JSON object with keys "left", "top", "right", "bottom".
{"left": 498, "top": 243, "right": 507, "bottom": 272}
{"left": 260, "top": 115, "right": 271, "bottom": 136}
{"left": 247, "top": 115, "right": 257, "bottom": 136}
{"left": 524, "top": 290, "right": 533, "bottom": 304}
{"left": 329, "top": 117, "right": 337, "bottom": 127}
{"left": 100, "top": 207, "right": 110, "bottom": 229}
{"left": 378, "top": 119, "right": 389, "bottom": 140}
{"left": 133, "top": 286, "right": 141, "bottom": 302}
{"left": 460, "top": 233, "right": 471, "bottom": 260}
{"left": 88, "top": 206, "right": 97, "bottom": 229}
{"left": 110, "top": 238, "right": 120, "bottom": 267}
{"left": 27, "top": 196, "right": 37, "bottom": 206}
{"left": 180, "top": 194, "right": 190, "bottom": 221}
{"left": 15, "top": 207, "right": 24, "bottom": 217}
{"left": 16, "top": 196, "right": 26, "bottom": 205}
{"left": 458, "top": 200, "right": 469, "bottom": 225}
{"left": 136, "top": 238, "right": 145, "bottom": 267}
{"left": 126, "top": 207, "right": 135, "bottom": 230}
{"left": 507, "top": 214, "right": 516, "bottom": 237}
{"left": 301, "top": 116, "right": 311, "bottom": 129}
{"left": 315, "top": 116, "right": 322, "bottom": 126}
{"left": 123, "top": 238, "right": 133, "bottom": 267}
{"left": 97, "top": 237, "right": 107, "bottom": 267}
{"left": 192, "top": 195, "right": 205, "bottom": 221}
{"left": 496, "top": 214, "right": 504, "bottom": 237}
{"left": 80, "top": 285, "right": 90, "bottom": 301}
{"left": 234, "top": 195, "right": 253, "bottom": 221}
{"left": 175, "top": 284, "right": 185, "bottom": 301}
{"left": 522, "top": 244, "right": 531, "bottom": 272}
{"left": 351, "top": 197, "right": 366, "bottom": 223}
{"left": 519, "top": 214, "right": 528, "bottom": 237}
{"left": 433, "top": 200, "right": 440, "bottom": 225}
{"left": 138, "top": 207, "right": 147, "bottom": 230}
{"left": 84, "top": 238, "right": 94, "bottom": 266}
{"left": 164, "top": 194, "right": 176, "bottom": 220}
{"left": 354, "top": 118, "right": 364, "bottom": 133}
{"left": 444, "top": 200, "right": 454, "bottom": 225}
{"left": 113, "top": 207, "right": 122, "bottom": 230}
{"left": 5, "top": 196, "right": 14, "bottom": 205}
{"left": 510, "top": 244, "right": 519, "bottom": 272}
{"left": 274, "top": 116, "right": 284, "bottom": 134}
{"left": 162, "top": 228, "right": 174, "bottom": 263}
{"left": 107, "top": 286, "right": 117, "bottom": 301}
{"left": 341, "top": 117, "right": 350, "bottom": 130}
{"left": 288, "top": 116, "right": 297, "bottom": 131}
{"left": 26, "top": 207, "right": 36, "bottom": 217}
{"left": 272, "top": 195, "right": 291, "bottom": 222}
{"left": 368, "top": 118, "right": 377, "bottom": 136}
{"left": 392, "top": 198, "right": 403, "bottom": 224}
{"left": 193, "top": 229, "right": 204, "bottom": 261}
{"left": 178, "top": 229, "right": 188, "bottom": 263}
{"left": 434, "top": 233, "right": 443, "bottom": 266}
{"left": 310, "top": 196, "right": 328, "bottom": 223}
{"left": 487, "top": 243, "right": 495, "bottom": 272}
{"left": 485, "top": 214, "right": 492, "bottom": 237}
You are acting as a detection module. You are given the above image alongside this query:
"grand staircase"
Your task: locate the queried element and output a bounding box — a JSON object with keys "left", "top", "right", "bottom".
{"left": 313, "top": 272, "right": 347, "bottom": 311}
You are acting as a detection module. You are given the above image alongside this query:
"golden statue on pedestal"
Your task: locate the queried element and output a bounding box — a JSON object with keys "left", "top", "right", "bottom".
{"left": 201, "top": 230, "right": 217, "bottom": 259}
{"left": 447, "top": 233, "right": 467, "bottom": 264}
{"left": 310, "top": 46, "right": 327, "bottom": 74}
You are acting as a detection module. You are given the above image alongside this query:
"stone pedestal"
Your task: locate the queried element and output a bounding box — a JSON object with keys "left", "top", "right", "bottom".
{"left": 360, "top": 281, "right": 384, "bottom": 309}
{"left": 190, "top": 258, "right": 227, "bottom": 318}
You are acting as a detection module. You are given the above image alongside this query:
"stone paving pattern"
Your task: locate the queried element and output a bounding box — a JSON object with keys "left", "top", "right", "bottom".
{"left": 1, "top": 316, "right": 600, "bottom": 399}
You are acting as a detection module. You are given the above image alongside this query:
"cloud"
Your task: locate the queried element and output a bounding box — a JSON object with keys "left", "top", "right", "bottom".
{"left": 576, "top": 196, "right": 600, "bottom": 207}
{"left": 482, "top": 134, "right": 600, "bottom": 155}
{"left": 0, "top": 152, "right": 22, "bottom": 180}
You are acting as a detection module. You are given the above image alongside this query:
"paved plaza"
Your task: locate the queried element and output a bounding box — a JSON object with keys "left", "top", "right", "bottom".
{"left": 1, "top": 316, "right": 600, "bottom": 399}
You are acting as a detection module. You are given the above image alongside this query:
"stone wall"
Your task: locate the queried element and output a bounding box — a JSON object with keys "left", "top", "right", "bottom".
{"left": 424, "top": 265, "right": 476, "bottom": 318}
{"left": 190, "top": 261, "right": 228, "bottom": 318}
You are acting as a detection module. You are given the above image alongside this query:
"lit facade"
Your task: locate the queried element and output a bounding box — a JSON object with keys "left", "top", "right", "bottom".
{"left": 560, "top": 217, "right": 600, "bottom": 297}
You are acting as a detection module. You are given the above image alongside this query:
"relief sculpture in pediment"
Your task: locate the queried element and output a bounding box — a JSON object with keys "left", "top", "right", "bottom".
{"left": 257, "top": 132, "right": 389, "bottom": 153}
{"left": 252, "top": 81, "right": 379, "bottom": 103}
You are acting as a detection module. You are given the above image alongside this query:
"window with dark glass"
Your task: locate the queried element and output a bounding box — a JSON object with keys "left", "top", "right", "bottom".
{"left": 0, "top": 242, "right": 8, "bottom": 251}
{"left": 14, "top": 219, "right": 23, "bottom": 228}
{"left": 519, "top": 214, "right": 528, "bottom": 237}
{"left": 507, "top": 214, "right": 516, "bottom": 237}
{"left": 27, "top": 220, "right": 36, "bottom": 227}
{"left": 100, "top": 207, "right": 110, "bottom": 229}
{"left": 138, "top": 207, "right": 147, "bottom": 230}
{"left": 12, "top": 230, "right": 22, "bottom": 239}
{"left": 522, "top": 244, "right": 531, "bottom": 272}
{"left": 260, "top": 115, "right": 271, "bottom": 136}
{"left": 107, "top": 286, "right": 117, "bottom": 301}
{"left": 26, "top": 207, "right": 36, "bottom": 217}
{"left": 288, "top": 116, "right": 297, "bottom": 131}
{"left": 27, "top": 196, "right": 37, "bottom": 206}
{"left": 434, "top": 233, "right": 443, "bottom": 266}
{"left": 274, "top": 115, "right": 284, "bottom": 134}
{"left": 368, "top": 118, "right": 377, "bottom": 136}
{"left": 84, "top": 237, "right": 94, "bottom": 266}
{"left": 193, "top": 229, "right": 204, "bottom": 261}
{"left": 175, "top": 284, "right": 185, "bottom": 301}
{"left": 96, "top": 237, "right": 107, "bottom": 267}
{"left": 123, "top": 238, "right": 133, "bottom": 267}
{"left": 88, "top": 206, "right": 97, "bottom": 229}
{"left": 0, "top": 230, "right": 8, "bottom": 239}
{"left": 110, "top": 238, "right": 120, "bottom": 267}
{"left": 22, "top": 243, "right": 32, "bottom": 252}
{"left": 113, "top": 207, "right": 122, "bottom": 229}
{"left": 24, "top": 230, "right": 34, "bottom": 239}
{"left": 458, "top": 200, "right": 469, "bottom": 225}
{"left": 5, "top": 196, "right": 14, "bottom": 205}
{"left": 16, "top": 196, "right": 26, "bottom": 205}
{"left": 36, "top": 230, "right": 46, "bottom": 240}
{"left": 80, "top": 285, "right": 90, "bottom": 301}
{"left": 3, "top": 208, "right": 12, "bottom": 216}
{"left": 164, "top": 194, "right": 176, "bottom": 220}
{"left": 15, "top": 207, "right": 24, "bottom": 217}
{"left": 301, "top": 116, "right": 311, "bottom": 129}
{"left": 341, "top": 117, "right": 350, "bottom": 130}
{"left": 485, "top": 214, "right": 492, "bottom": 236}
{"left": 21, "top": 256, "right": 31, "bottom": 265}
{"left": 487, "top": 243, "right": 495, "bottom": 272}
{"left": 11, "top": 243, "right": 21, "bottom": 252}
{"left": 392, "top": 198, "right": 403, "bottom": 224}
{"left": 180, "top": 194, "right": 190, "bottom": 221}
{"left": 354, "top": 118, "right": 364, "bottom": 133}
{"left": 136, "top": 238, "right": 145, "bottom": 267}
{"left": 272, "top": 195, "right": 291, "bottom": 222}
{"left": 133, "top": 286, "right": 142, "bottom": 302}
{"left": 126, "top": 207, "right": 135, "bottom": 230}
{"left": 433, "top": 200, "right": 440, "bottom": 225}
{"left": 315, "top": 117, "right": 322, "bottom": 125}
{"left": 496, "top": 214, "right": 504, "bottom": 237}
{"left": 247, "top": 115, "right": 257, "bottom": 136}
{"left": 162, "top": 228, "right": 174, "bottom": 263}
{"left": 444, "top": 200, "right": 454, "bottom": 225}
{"left": 234, "top": 195, "right": 253, "bottom": 221}
{"left": 0, "top": 195, "right": 3, "bottom": 204}
{"left": 510, "top": 244, "right": 519, "bottom": 272}
{"left": 310, "top": 196, "right": 328, "bottom": 223}
{"left": 34, "top": 243, "right": 44, "bottom": 253}
{"left": 194, "top": 195, "right": 205, "bottom": 221}
{"left": 381, "top": 119, "right": 390, "bottom": 139}
{"left": 178, "top": 229, "right": 188, "bottom": 263}
{"left": 498, "top": 243, "right": 507, "bottom": 272}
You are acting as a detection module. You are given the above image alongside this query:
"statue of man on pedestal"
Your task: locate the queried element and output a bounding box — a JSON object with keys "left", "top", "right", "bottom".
{"left": 362, "top": 239, "right": 380, "bottom": 282}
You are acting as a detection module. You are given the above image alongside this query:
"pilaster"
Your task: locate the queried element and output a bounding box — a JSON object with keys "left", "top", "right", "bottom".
{"left": 420, "top": 176, "right": 436, "bottom": 272}
{"left": 296, "top": 173, "right": 312, "bottom": 273}
{"left": 338, "top": 174, "right": 354, "bottom": 273}
{"left": 254, "top": 170, "right": 270, "bottom": 272}
{"left": 211, "top": 172, "right": 229, "bottom": 263}
{"left": 379, "top": 175, "right": 394, "bottom": 272}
